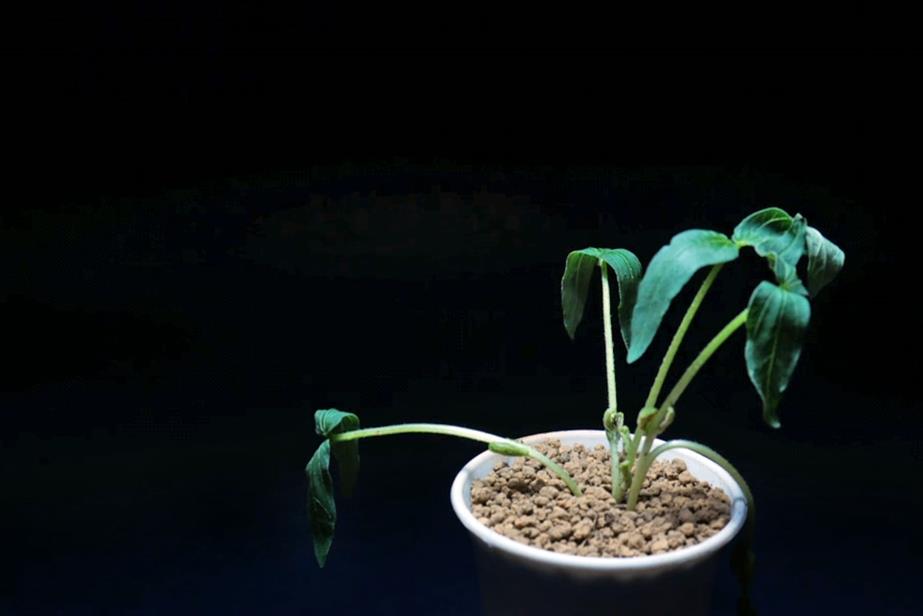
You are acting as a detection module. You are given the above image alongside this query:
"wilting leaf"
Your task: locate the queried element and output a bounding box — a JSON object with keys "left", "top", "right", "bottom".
{"left": 306, "top": 409, "right": 361, "bottom": 567}
{"left": 745, "top": 281, "right": 811, "bottom": 428}
{"left": 732, "top": 207, "right": 807, "bottom": 267}
{"left": 306, "top": 440, "right": 335, "bottom": 567}
{"left": 315, "top": 408, "right": 361, "bottom": 438}
{"left": 561, "top": 247, "right": 641, "bottom": 348}
{"left": 627, "top": 230, "right": 739, "bottom": 363}
{"left": 770, "top": 256, "right": 808, "bottom": 297}
{"left": 805, "top": 226, "right": 845, "bottom": 296}
{"left": 315, "top": 408, "right": 360, "bottom": 495}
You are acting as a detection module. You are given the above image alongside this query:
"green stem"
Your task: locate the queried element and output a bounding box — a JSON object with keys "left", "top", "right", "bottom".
{"left": 600, "top": 261, "right": 624, "bottom": 501}
{"left": 643, "top": 263, "right": 723, "bottom": 410}
{"left": 627, "top": 428, "right": 643, "bottom": 472}
{"left": 627, "top": 307, "right": 750, "bottom": 510}
{"left": 330, "top": 423, "right": 501, "bottom": 444}
{"left": 647, "top": 439, "right": 754, "bottom": 524}
{"left": 525, "top": 448, "right": 583, "bottom": 497}
{"left": 625, "top": 450, "right": 656, "bottom": 510}
{"left": 629, "top": 264, "right": 723, "bottom": 508}
{"left": 659, "top": 308, "right": 749, "bottom": 412}
{"left": 600, "top": 260, "right": 617, "bottom": 413}
{"left": 330, "top": 423, "right": 582, "bottom": 496}
{"left": 607, "top": 428, "right": 623, "bottom": 500}
{"left": 640, "top": 440, "right": 757, "bottom": 613}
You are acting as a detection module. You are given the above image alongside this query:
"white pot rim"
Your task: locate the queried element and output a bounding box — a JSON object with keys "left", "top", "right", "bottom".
{"left": 450, "top": 429, "right": 748, "bottom": 573}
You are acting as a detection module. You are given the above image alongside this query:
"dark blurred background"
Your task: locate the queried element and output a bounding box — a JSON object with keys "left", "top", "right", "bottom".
{"left": 2, "top": 14, "right": 919, "bottom": 615}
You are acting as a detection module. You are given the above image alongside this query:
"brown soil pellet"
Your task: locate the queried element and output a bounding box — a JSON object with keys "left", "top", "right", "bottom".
{"left": 470, "top": 440, "right": 731, "bottom": 557}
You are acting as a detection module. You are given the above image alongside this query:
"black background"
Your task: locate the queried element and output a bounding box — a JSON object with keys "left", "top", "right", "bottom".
{"left": 3, "top": 10, "right": 920, "bottom": 615}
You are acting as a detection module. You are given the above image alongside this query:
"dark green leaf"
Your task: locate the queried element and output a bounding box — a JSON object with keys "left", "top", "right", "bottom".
{"left": 561, "top": 247, "right": 641, "bottom": 348}
{"left": 774, "top": 214, "right": 806, "bottom": 266}
{"left": 315, "top": 409, "right": 360, "bottom": 495}
{"left": 745, "top": 281, "right": 811, "bottom": 428}
{"left": 627, "top": 230, "right": 739, "bottom": 363}
{"left": 732, "top": 207, "right": 807, "bottom": 266}
{"left": 805, "top": 226, "right": 845, "bottom": 296}
{"left": 315, "top": 408, "right": 360, "bottom": 438}
{"left": 306, "top": 440, "right": 335, "bottom": 567}
{"left": 770, "top": 256, "right": 808, "bottom": 297}
{"left": 306, "top": 410, "right": 362, "bottom": 567}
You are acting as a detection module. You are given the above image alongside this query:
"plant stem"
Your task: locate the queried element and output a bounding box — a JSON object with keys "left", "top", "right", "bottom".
{"left": 628, "top": 263, "right": 723, "bottom": 507}
{"left": 330, "top": 423, "right": 501, "bottom": 444}
{"left": 607, "top": 428, "right": 623, "bottom": 500}
{"left": 625, "top": 450, "right": 656, "bottom": 510}
{"left": 643, "top": 263, "right": 724, "bottom": 410}
{"left": 659, "top": 308, "right": 749, "bottom": 412}
{"left": 329, "top": 423, "right": 582, "bottom": 496}
{"left": 599, "top": 260, "right": 617, "bottom": 413}
{"left": 647, "top": 439, "right": 754, "bottom": 526}
{"left": 626, "top": 307, "right": 750, "bottom": 510}
{"left": 525, "top": 448, "right": 583, "bottom": 497}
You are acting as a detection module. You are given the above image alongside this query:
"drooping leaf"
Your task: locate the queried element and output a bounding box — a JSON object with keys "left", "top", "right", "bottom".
{"left": 774, "top": 214, "right": 806, "bottom": 266}
{"left": 561, "top": 247, "right": 641, "bottom": 348}
{"left": 732, "top": 207, "right": 807, "bottom": 266}
{"left": 805, "top": 226, "right": 845, "bottom": 296}
{"left": 315, "top": 409, "right": 360, "bottom": 495}
{"left": 770, "top": 255, "right": 808, "bottom": 297}
{"left": 627, "top": 230, "right": 739, "bottom": 363}
{"left": 745, "top": 281, "right": 811, "bottom": 428}
{"left": 315, "top": 408, "right": 361, "bottom": 437}
{"left": 306, "top": 409, "right": 361, "bottom": 567}
{"left": 306, "top": 440, "right": 335, "bottom": 567}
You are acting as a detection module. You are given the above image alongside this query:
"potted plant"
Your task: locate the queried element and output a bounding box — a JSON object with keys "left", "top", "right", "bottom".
{"left": 305, "top": 207, "right": 844, "bottom": 615}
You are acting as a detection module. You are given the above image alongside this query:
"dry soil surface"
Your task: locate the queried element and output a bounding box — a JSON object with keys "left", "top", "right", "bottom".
{"left": 470, "top": 440, "right": 732, "bottom": 557}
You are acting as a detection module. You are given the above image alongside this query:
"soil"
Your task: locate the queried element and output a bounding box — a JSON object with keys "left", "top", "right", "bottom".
{"left": 470, "top": 440, "right": 731, "bottom": 557}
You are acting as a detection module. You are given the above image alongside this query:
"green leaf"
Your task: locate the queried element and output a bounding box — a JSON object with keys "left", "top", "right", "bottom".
{"left": 315, "top": 408, "right": 361, "bottom": 438}
{"left": 315, "top": 409, "right": 360, "bottom": 495}
{"left": 627, "top": 230, "right": 739, "bottom": 363}
{"left": 770, "top": 256, "right": 808, "bottom": 297}
{"left": 561, "top": 247, "right": 642, "bottom": 348}
{"left": 306, "top": 409, "right": 361, "bottom": 567}
{"left": 306, "top": 440, "right": 335, "bottom": 567}
{"left": 733, "top": 207, "right": 807, "bottom": 266}
{"left": 774, "top": 214, "right": 806, "bottom": 266}
{"left": 805, "top": 226, "right": 845, "bottom": 296}
{"left": 745, "top": 281, "right": 811, "bottom": 428}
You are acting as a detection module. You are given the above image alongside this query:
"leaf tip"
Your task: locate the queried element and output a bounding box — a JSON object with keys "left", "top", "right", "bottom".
{"left": 762, "top": 405, "right": 782, "bottom": 429}
{"left": 626, "top": 332, "right": 650, "bottom": 363}
{"left": 314, "top": 543, "right": 330, "bottom": 568}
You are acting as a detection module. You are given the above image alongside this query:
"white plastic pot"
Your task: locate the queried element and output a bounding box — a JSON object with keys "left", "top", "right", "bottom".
{"left": 450, "top": 430, "right": 748, "bottom": 616}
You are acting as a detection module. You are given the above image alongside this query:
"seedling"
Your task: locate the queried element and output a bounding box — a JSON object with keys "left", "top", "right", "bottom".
{"left": 305, "top": 207, "right": 844, "bottom": 587}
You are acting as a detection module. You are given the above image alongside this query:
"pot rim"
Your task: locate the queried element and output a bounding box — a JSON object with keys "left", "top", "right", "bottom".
{"left": 450, "top": 429, "right": 747, "bottom": 572}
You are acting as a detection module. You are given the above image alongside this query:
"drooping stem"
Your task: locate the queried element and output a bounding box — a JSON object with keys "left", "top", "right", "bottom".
{"left": 599, "top": 260, "right": 617, "bottom": 413}
{"left": 643, "top": 440, "right": 758, "bottom": 612}
{"left": 659, "top": 308, "right": 749, "bottom": 412}
{"left": 643, "top": 263, "right": 724, "bottom": 410}
{"left": 330, "top": 423, "right": 501, "bottom": 444}
{"left": 329, "top": 423, "right": 582, "bottom": 496}
{"left": 626, "top": 307, "right": 750, "bottom": 510}
{"left": 524, "top": 448, "right": 583, "bottom": 497}
{"left": 647, "top": 439, "right": 754, "bottom": 526}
